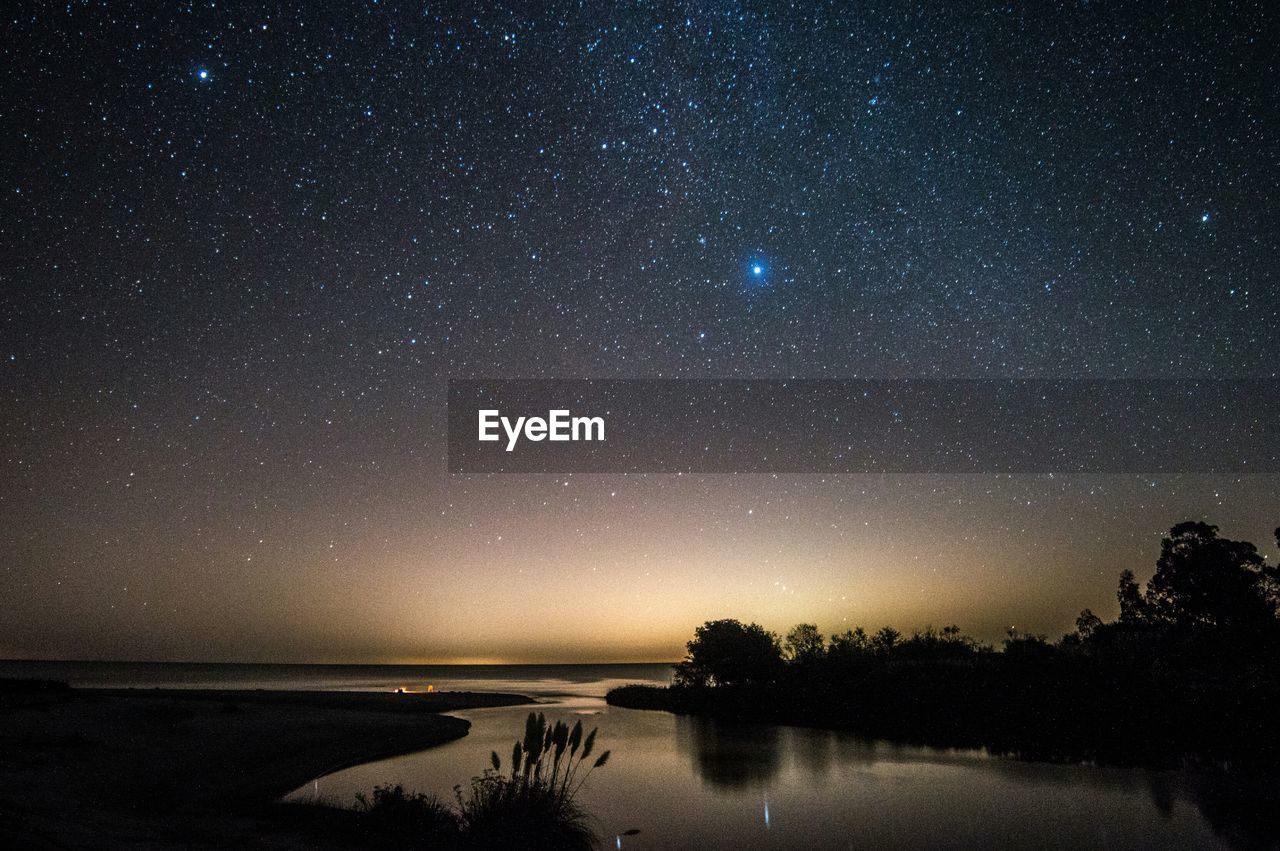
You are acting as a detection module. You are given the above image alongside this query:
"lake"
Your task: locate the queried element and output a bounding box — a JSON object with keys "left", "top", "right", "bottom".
{"left": 0, "top": 660, "right": 1252, "bottom": 847}
{"left": 218, "top": 663, "right": 1249, "bottom": 850}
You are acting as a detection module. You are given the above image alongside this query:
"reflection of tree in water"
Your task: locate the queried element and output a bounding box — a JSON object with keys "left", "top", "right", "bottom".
{"left": 676, "top": 716, "right": 782, "bottom": 790}
{"left": 789, "top": 728, "right": 835, "bottom": 779}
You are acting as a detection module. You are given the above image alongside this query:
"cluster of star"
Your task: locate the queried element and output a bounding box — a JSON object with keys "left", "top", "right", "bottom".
{"left": 1, "top": 2, "right": 1276, "bottom": 661}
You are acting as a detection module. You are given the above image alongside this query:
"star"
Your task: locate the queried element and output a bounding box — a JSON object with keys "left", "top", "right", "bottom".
{"left": 4, "top": 0, "right": 1276, "bottom": 674}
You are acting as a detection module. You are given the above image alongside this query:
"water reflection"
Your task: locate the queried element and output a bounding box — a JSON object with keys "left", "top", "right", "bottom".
{"left": 791, "top": 727, "right": 835, "bottom": 779}
{"left": 283, "top": 676, "right": 1274, "bottom": 849}
{"left": 678, "top": 717, "right": 782, "bottom": 789}
{"left": 668, "top": 714, "right": 1278, "bottom": 848}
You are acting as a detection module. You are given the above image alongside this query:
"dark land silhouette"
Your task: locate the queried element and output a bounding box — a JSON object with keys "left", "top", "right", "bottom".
{"left": 0, "top": 686, "right": 533, "bottom": 848}
{"left": 610, "top": 521, "right": 1280, "bottom": 775}
{"left": 607, "top": 520, "right": 1280, "bottom": 846}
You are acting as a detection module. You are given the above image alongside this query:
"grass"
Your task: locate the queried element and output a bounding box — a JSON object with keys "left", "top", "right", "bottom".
{"left": 345, "top": 712, "right": 615, "bottom": 849}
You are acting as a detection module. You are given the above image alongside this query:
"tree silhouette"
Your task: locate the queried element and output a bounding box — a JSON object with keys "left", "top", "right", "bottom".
{"left": 1141, "top": 521, "right": 1279, "bottom": 630}
{"left": 612, "top": 517, "right": 1280, "bottom": 811}
{"left": 784, "top": 623, "right": 826, "bottom": 663}
{"left": 828, "top": 627, "right": 870, "bottom": 661}
{"left": 1117, "top": 569, "right": 1147, "bottom": 623}
{"left": 872, "top": 626, "right": 902, "bottom": 654}
{"left": 1075, "top": 609, "right": 1103, "bottom": 639}
{"left": 674, "top": 619, "right": 782, "bottom": 688}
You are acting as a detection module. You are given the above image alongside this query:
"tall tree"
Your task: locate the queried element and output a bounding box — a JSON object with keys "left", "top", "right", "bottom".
{"left": 1117, "top": 569, "right": 1146, "bottom": 623}
{"left": 674, "top": 619, "right": 783, "bottom": 688}
{"left": 1143, "top": 521, "right": 1279, "bottom": 630}
{"left": 784, "top": 624, "right": 826, "bottom": 663}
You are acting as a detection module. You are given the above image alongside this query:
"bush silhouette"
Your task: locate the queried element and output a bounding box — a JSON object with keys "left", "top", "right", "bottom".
{"left": 613, "top": 519, "right": 1280, "bottom": 776}
{"left": 458, "top": 712, "right": 610, "bottom": 850}
{"left": 674, "top": 619, "right": 783, "bottom": 688}
{"left": 348, "top": 713, "right": 613, "bottom": 850}
{"left": 1136, "top": 521, "right": 1277, "bottom": 631}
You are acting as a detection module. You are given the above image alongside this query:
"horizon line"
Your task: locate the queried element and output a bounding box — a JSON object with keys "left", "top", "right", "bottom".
{"left": 0, "top": 656, "right": 681, "bottom": 667}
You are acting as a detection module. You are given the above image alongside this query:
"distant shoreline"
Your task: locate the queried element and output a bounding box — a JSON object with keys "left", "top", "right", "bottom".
{"left": 0, "top": 659, "right": 681, "bottom": 667}
{"left": 0, "top": 681, "right": 533, "bottom": 848}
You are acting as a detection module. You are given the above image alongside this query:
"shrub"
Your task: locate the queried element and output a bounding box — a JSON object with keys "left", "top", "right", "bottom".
{"left": 354, "top": 783, "right": 457, "bottom": 846}
{"left": 348, "top": 713, "right": 612, "bottom": 850}
{"left": 457, "top": 712, "right": 610, "bottom": 850}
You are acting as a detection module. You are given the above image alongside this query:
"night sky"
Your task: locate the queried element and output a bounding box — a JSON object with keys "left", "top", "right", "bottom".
{"left": 2, "top": 2, "right": 1278, "bottom": 663}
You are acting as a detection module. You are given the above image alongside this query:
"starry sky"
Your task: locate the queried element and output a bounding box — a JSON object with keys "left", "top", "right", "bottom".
{"left": 2, "top": 1, "right": 1278, "bottom": 663}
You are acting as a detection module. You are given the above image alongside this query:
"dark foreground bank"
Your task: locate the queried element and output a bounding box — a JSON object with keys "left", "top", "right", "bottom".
{"left": 0, "top": 679, "right": 533, "bottom": 848}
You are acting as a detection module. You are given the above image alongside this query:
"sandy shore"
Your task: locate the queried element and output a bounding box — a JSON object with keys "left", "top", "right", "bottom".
{"left": 0, "top": 683, "right": 534, "bottom": 848}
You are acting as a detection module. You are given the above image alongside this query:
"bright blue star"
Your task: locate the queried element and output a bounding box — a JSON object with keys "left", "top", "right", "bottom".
{"left": 1200, "top": 212, "right": 1210, "bottom": 223}
{"left": 197, "top": 69, "right": 210, "bottom": 81}
{"left": 751, "top": 264, "right": 764, "bottom": 276}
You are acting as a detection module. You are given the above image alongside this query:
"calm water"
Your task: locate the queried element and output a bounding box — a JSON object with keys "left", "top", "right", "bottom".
{"left": 1, "top": 661, "right": 1252, "bottom": 848}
